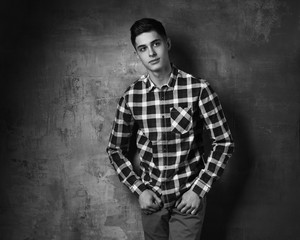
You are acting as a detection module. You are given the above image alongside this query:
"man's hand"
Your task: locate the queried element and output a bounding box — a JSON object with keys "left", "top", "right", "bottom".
{"left": 175, "top": 189, "right": 201, "bottom": 215}
{"left": 139, "top": 190, "right": 162, "bottom": 214}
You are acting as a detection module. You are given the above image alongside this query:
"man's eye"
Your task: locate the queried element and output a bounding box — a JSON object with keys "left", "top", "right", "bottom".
{"left": 139, "top": 47, "right": 146, "bottom": 52}
{"left": 153, "top": 42, "right": 161, "bottom": 47}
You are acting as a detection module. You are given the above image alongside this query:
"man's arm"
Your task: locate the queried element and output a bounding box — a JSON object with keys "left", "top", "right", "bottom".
{"left": 107, "top": 96, "right": 147, "bottom": 197}
{"left": 191, "top": 81, "right": 235, "bottom": 198}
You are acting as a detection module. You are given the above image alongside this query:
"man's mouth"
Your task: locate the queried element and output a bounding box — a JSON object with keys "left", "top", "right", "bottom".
{"left": 149, "top": 58, "right": 160, "bottom": 64}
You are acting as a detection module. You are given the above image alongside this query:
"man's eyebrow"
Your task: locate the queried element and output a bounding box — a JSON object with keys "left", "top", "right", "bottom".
{"left": 136, "top": 44, "right": 146, "bottom": 49}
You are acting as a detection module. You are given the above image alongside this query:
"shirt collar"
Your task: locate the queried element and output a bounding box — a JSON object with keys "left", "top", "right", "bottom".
{"left": 142, "top": 64, "right": 179, "bottom": 92}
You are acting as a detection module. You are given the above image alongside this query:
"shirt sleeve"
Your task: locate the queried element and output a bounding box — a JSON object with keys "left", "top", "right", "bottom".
{"left": 191, "top": 81, "right": 234, "bottom": 198}
{"left": 106, "top": 95, "right": 147, "bottom": 198}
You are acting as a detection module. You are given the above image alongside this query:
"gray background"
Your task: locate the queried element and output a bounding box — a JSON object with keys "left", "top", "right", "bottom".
{"left": 1, "top": 0, "right": 299, "bottom": 239}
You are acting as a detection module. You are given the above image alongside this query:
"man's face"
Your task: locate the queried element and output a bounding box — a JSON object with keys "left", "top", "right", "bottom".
{"left": 134, "top": 31, "right": 171, "bottom": 72}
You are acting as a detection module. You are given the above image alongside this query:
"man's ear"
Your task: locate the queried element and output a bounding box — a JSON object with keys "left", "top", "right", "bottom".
{"left": 134, "top": 50, "right": 140, "bottom": 60}
{"left": 167, "top": 38, "right": 171, "bottom": 50}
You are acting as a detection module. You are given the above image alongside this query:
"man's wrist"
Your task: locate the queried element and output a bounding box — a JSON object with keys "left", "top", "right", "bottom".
{"left": 131, "top": 180, "right": 147, "bottom": 198}
{"left": 190, "top": 178, "right": 210, "bottom": 199}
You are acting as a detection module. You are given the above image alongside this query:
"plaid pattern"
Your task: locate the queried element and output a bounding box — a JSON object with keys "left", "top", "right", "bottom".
{"left": 107, "top": 65, "right": 234, "bottom": 208}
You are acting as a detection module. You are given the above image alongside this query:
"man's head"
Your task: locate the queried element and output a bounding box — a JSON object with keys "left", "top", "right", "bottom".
{"left": 130, "top": 18, "right": 168, "bottom": 48}
{"left": 130, "top": 18, "right": 171, "bottom": 73}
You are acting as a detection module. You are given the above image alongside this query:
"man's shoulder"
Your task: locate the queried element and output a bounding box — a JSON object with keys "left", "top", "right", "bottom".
{"left": 176, "top": 68, "right": 209, "bottom": 88}
{"left": 123, "top": 74, "right": 148, "bottom": 94}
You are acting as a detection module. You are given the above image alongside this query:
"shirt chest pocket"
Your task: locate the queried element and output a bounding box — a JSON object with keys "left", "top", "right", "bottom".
{"left": 170, "top": 106, "right": 193, "bottom": 135}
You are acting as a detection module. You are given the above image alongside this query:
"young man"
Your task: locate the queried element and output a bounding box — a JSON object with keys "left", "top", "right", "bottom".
{"left": 107, "top": 18, "right": 234, "bottom": 240}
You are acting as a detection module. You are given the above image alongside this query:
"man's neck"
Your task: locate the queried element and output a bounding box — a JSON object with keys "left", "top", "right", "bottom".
{"left": 148, "top": 64, "right": 172, "bottom": 88}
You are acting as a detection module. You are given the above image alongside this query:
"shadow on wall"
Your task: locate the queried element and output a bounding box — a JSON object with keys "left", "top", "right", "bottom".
{"left": 202, "top": 107, "right": 254, "bottom": 240}
{"left": 169, "top": 34, "right": 199, "bottom": 75}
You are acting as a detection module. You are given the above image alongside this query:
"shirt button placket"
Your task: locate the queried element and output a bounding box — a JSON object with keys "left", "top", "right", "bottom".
{"left": 160, "top": 90, "right": 168, "bottom": 186}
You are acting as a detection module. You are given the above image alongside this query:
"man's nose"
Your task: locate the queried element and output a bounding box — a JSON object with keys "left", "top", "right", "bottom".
{"left": 148, "top": 47, "right": 157, "bottom": 57}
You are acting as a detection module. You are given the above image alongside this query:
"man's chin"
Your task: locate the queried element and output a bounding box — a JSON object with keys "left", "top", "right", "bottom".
{"left": 146, "top": 64, "right": 163, "bottom": 72}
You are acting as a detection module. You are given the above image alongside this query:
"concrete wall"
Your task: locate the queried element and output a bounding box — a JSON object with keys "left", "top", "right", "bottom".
{"left": 1, "top": 0, "right": 299, "bottom": 239}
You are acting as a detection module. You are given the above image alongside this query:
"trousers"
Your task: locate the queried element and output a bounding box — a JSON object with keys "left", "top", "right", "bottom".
{"left": 141, "top": 196, "right": 206, "bottom": 240}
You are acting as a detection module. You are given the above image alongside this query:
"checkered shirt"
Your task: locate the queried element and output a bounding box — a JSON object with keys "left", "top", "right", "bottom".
{"left": 107, "top": 65, "right": 234, "bottom": 208}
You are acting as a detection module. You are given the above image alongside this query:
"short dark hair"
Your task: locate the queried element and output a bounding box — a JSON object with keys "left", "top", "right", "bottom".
{"left": 130, "top": 18, "right": 167, "bottom": 48}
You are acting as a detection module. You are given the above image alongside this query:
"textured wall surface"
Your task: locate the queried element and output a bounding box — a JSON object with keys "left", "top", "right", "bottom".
{"left": 1, "top": 0, "right": 299, "bottom": 239}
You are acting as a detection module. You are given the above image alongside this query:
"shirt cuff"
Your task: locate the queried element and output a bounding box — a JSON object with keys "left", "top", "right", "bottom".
{"left": 129, "top": 180, "right": 147, "bottom": 198}
{"left": 190, "top": 178, "right": 211, "bottom": 199}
